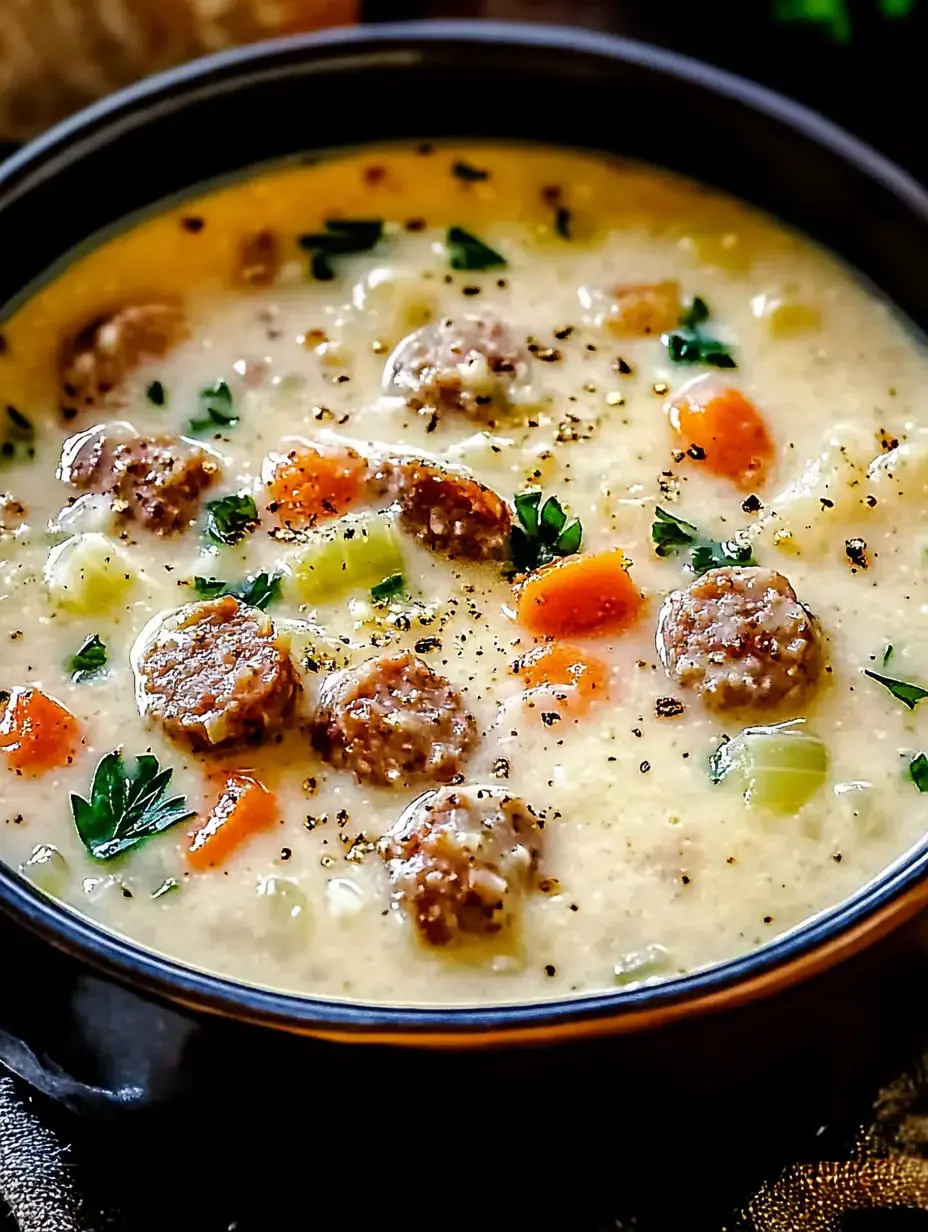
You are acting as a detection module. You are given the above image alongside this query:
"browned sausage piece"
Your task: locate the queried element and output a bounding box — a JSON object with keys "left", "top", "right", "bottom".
{"left": 59, "top": 428, "right": 220, "bottom": 535}
{"left": 238, "top": 230, "right": 281, "bottom": 287}
{"left": 384, "top": 314, "right": 530, "bottom": 421}
{"left": 311, "top": 652, "right": 478, "bottom": 788}
{"left": 380, "top": 785, "right": 543, "bottom": 945}
{"left": 656, "top": 566, "right": 824, "bottom": 712}
{"left": 384, "top": 459, "right": 511, "bottom": 562}
{"left": 60, "top": 302, "right": 188, "bottom": 418}
{"left": 135, "top": 596, "right": 299, "bottom": 750}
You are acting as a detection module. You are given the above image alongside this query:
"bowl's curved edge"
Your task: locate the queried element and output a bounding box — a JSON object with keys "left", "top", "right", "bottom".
{"left": 2, "top": 19, "right": 928, "bottom": 1043}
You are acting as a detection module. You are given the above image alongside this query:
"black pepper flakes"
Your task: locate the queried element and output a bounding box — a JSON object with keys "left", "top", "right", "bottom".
{"left": 544, "top": 963, "right": 557, "bottom": 977}
{"left": 742, "top": 494, "right": 763, "bottom": 514}
{"left": 491, "top": 757, "right": 510, "bottom": 779}
{"left": 180, "top": 216, "right": 205, "bottom": 233}
{"left": 845, "top": 537, "right": 869, "bottom": 570}
{"left": 686, "top": 444, "right": 706, "bottom": 461}
{"left": 655, "top": 697, "right": 685, "bottom": 719}
{"left": 640, "top": 760, "right": 651, "bottom": 774}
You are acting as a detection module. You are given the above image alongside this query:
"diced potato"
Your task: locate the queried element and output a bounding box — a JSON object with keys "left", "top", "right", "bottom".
{"left": 710, "top": 720, "right": 829, "bottom": 813}
{"left": 752, "top": 424, "right": 875, "bottom": 556}
{"left": 44, "top": 532, "right": 138, "bottom": 613}
{"left": 285, "top": 511, "right": 405, "bottom": 605}
{"left": 280, "top": 618, "right": 362, "bottom": 675}
{"left": 678, "top": 229, "right": 751, "bottom": 273}
{"left": 867, "top": 437, "right": 928, "bottom": 505}
{"left": 351, "top": 265, "right": 437, "bottom": 345}
{"left": 255, "top": 876, "right": 310, "bottom": 956}
{"left": 613, "top": 943, "right": 671, "bottom": 987}
{"left": 19, "top": 843, "right": 69, "bottom": 896}
{"left": 754, "top": 295, "right": 822, "bottom": 339}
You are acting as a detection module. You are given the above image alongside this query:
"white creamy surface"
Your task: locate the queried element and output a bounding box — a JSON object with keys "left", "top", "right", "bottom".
{"left": 1, "top": 145, "right": 927, "bottom": 1006}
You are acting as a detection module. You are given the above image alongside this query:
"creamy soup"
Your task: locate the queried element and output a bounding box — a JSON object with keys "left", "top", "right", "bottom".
{"left": 0, "top": 144, "right": 926, "bottom": 1007}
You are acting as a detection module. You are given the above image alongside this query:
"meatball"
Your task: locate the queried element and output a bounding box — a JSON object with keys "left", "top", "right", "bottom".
{"left": 384, "top": 314, "right": 530, "bottom": 421}
{"left": 311, "top": 652, "right": 477, "bottom": 787}
{"left": 656, "top": 566, "right": 824, "bottom": 711}
{"left": 60, "top": 302, "right": 187, "bottom": 417}
{"left": 387, "top": 460, "right": 511, "bottom": 562}
{"left": 59, "top": 428, "right": 219, "bottom": 535}
{"left": 380, "top": 785, "right": 543, "bottom": 945}
{"left": 135, "top": 597, "right": 299, "bottom": 750}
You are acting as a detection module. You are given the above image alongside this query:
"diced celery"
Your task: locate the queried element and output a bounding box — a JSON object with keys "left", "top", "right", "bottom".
{"left": 285, "top": 511, "right": 405, "bottom": 605}
{"left": 613, "top": 943, "right": 670, "bottom": 987}
{"left": 19, "top": 844, "right": 69, "bottom": 897}
{"left": 710, "top": 720, "right": 828, "bottom": 812}
{"left": 255, "top": 876, "right": 310, "bottom": 955}
{"left": 44, "top": 532, "right": 137, "bottom": 613}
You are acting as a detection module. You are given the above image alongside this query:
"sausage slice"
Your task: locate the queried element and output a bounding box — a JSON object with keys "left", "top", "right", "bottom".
{"left": 134, "top": 597, "right": 299, "bottom": 750}
{"left": 60, "top": 302, "right": 187, "bottom": 417}
{"left": 657, "top": 566, "right": 824, "bottom": 711}
{"left": 59, "top": 427, "right": 219, "bottom": 535}
{"left": 311, "top": 652, "right": 477, "bottom": 787}
{"left": 380, "top": 785, "right": 543, "bottom": 945}
{"left": 384, "top": 459, "right": 511, "bottom": 562}
{"left": 384, "top": 314, "right": 530, "bottom": 421}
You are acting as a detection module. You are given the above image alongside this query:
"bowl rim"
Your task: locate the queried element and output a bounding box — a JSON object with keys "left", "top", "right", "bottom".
{"left": 3, "top": 18, "right": 928, "bottom": 1044}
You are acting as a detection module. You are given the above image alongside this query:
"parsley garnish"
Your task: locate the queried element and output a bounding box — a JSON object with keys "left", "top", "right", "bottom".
{"left": 511, "top": 489, "right": 583, "bottom": 572}
{"left": 652, "top": 506, "right": 755, "bottom": 575}
{"left": 371, "top": 573, "right": 405, "bottom": 604}
{"left": 662, "top": 297, "right": 737, "bottom": 369}
{"left": 193, "top": 571, "right": 281, "bottom": 610}
{"left": 910, "top": 753, "right": 928, "bottom": 792}
{"left": 68, "top": 634, "right": 107, "bottom": 682}
{"left": 204, "top": 493, "right": 259, "bottom": 546}
{"left": 188, "top": 381, "right": 237, "bottom": 435}
{"left": 452, "top": 160, "right": 489, "bottom": 182}
{"left": 774, "top": 0, "right": 913, "bottom": 42}
{"left": 1, "top": 405, "right": 35, "bottom": 464}
{"left": 298, "top": 219, "right": 384, "bottom": 281}
{"left": 71, "top": 751, "right": 195, "bottom": 862}
{"left": 146, "top": 381, "right": 166, "bottom": 407}
{"left": 554, "top": 207, "right": 572, "bottom": 239}
{"left": 446, "top": 226, "right": 506, "bottom": 272}
{"left": 864, "top": 669, "right": 928, "bottom": 710}
{"left": 883, "top": 643, "right": 895, "bottom": 665}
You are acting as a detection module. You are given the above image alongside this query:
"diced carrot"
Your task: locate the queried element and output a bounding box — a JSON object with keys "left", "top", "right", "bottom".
{"left": 187, "top": 772, "right": 277, "bottom": 870}
{"left": 518, "top": 643, "right": 609, "bottom": 713}
{"left": 668, "top": 380, "right": 773, "bottom": 489}
{"left": 0, "top": 687, "right": 81, "bottom": 774}
{"left": 267, "top": 443, "right": 366, "bottom": 527}
{"left": 515, "top": 550, "right": 645, "bottom": 638}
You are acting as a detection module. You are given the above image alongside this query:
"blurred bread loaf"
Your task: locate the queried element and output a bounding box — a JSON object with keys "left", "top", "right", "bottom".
{"left": 0, "top": 0, "right": 356, "bottom": 141}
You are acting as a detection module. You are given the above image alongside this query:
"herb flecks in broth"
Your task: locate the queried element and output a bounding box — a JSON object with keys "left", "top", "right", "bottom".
{"left": 662, "top": 296, "right": 737, "bottom": 369}
{"left": 204, "top": 493, "right": 259, "bottom": 546}
{"left": 863, "top": 669, "right": 928, "bottom": 710}
{"left": 651, "top": 506, "right": 756, "bottom": 575}
{"left": 192, "top": 572, "right": 281, "bottom": 610}
{"left": 68, "top": 634, "right": 107, "bottom": 682}
{"left": 445, "top": 226, "right": 506, "bottom": 272}
{"left": 188, "top": 380, "right": 236, "bottom": 435}
{"left": 298, "top": 219, "right": 384, "bottom": 282}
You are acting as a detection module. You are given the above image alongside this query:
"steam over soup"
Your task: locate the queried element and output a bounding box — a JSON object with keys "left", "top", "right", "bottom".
{"left": 0, "top": 145, "right": 926, "bottom": 1006}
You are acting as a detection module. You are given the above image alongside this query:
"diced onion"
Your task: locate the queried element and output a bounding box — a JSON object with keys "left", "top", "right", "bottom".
{"left": 711, "top": 719, "right": 829, "bottom": 812}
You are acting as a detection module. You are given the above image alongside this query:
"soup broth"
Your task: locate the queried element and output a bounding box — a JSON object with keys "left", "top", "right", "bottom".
{"left": 0, "top": 144, "right": 925, "bottom": 1006}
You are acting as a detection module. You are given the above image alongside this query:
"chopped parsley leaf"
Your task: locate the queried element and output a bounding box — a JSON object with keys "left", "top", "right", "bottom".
{"left": 446, "top": 226, "right": 506, "bottom": 272}
{"left": 146, "top": 380, "right": 167, "bottom": 407}
{"left": 371, "top": 572, "right": 405, "bottom": 603}
{"left": 68, "top": 634, "right": 107, "bottom": 682}
{"left": 71, "top": 751, "right": 194, "bottom": 862}
{"left": 662, "top": 297, "right": 737, "bottom": 369}
{"left": 193, "top": 571, "right": 281, "bottom": 610}
{"left": 511, "top": 489, "right": 583, "bottom": 572}
{"left": 910, "top": 752, "right": 928, "bottom": 792}
{"left": 864, "top": 669, "right": 928, "bottom": 710}
{"left": 204, "top": 493, "right": 259, "bottom": 546}
{"left": 651, "top": 506, "right": 755, "bottom": 576}
{"left": 298, "top": 219, "right": 384, "bottom": 281}
{"left": 188, "top": 380, "right": 237, "bottom": 435}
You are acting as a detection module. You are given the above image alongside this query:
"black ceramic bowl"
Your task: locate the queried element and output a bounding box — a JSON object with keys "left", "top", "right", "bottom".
{"left": 3, "top": 21, "right": 928, "bottom": 1220}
